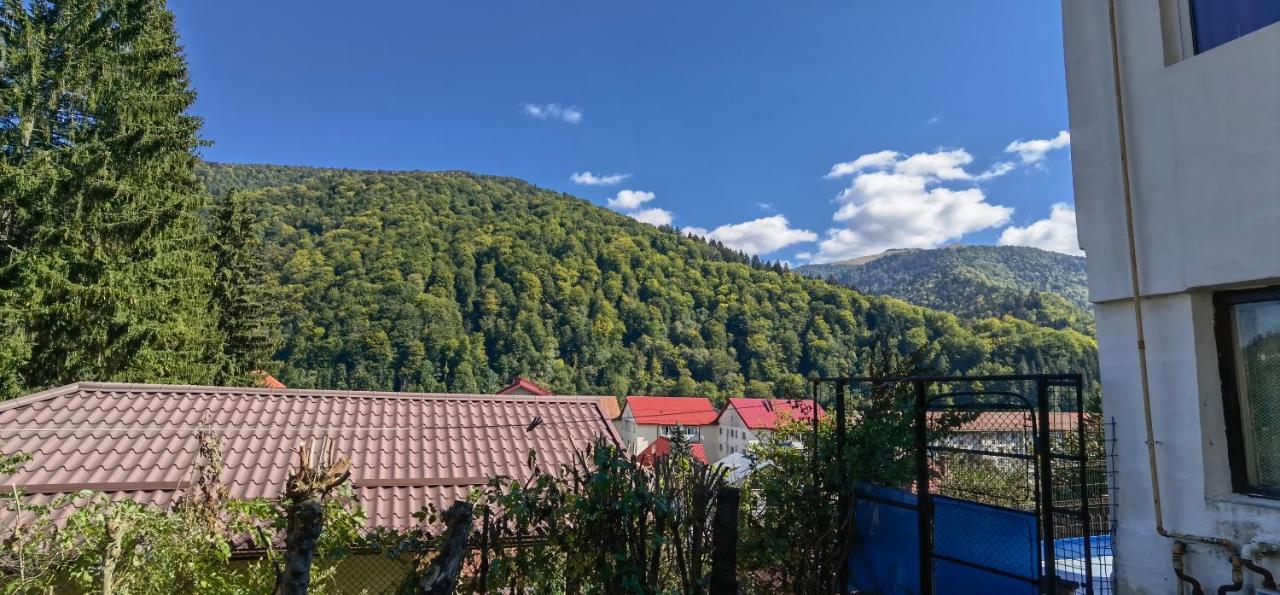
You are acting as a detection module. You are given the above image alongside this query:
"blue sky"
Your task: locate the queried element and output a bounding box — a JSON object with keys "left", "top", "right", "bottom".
{"left": 171, "top": 0, "right": 1078, "bottom": 263}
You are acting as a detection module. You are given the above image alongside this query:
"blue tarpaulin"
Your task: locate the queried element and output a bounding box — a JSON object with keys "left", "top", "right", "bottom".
{"left": 847, "top": 485, "right": 1042, "bottom": 595}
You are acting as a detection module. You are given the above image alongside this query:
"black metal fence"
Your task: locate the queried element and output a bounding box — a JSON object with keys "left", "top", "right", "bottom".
{"left": 815, "top": 373, "right": 1113, "bottom": 595}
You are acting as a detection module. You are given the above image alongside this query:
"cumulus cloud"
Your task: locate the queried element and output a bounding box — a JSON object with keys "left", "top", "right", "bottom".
{"left": 523, "top": 103, "right": 583, "bottom": 124}
{"left": 629, "top": 207, "right": 674, "bottom": 227}
{"left": 604, "top": 189, "right": 672, "bottom": 226}
{"left": 571, "top": 171, "right": 631, "bottom": 186}
{"left": 681, "top": 216, "right": 817, "bottom": 255}
{"left": 997, "top": 202, "right": 1083, "bottom": 256}
{"left": 1005, "top": 130, "right": 1071, "bottom": 165}
{"left": 812, "top": 148, "right": 1015, "bottom": 262}
{"left": 825, "top": 150, "right": 900, "bottom": 179}
{"left": 607, "top": 190, "right": 656, "bottom": 210}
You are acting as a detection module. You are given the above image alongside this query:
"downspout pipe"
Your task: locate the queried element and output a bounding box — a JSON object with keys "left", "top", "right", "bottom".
{"left": 1174, "top": 542, "right": 1206, "bottom": 595}
{"left": 1104, "top": 0, "right": 1239, "bottom": 555}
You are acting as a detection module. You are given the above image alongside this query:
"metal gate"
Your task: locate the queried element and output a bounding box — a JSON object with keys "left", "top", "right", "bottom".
{"left": 819, "top": 374, "right": 1112, "bottom": 595}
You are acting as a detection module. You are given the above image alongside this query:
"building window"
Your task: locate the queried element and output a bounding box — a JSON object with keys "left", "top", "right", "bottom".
{"left": 1191, "top": 0, "right": 1280, "bottom": 53}
{"left": 1217, "top": 287, "right": 1280, "bottom": 497}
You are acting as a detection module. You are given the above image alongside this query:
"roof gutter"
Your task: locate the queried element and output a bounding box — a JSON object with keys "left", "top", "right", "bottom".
{"left": 1105, "top": 0, "right": 1237, "bottom": 554}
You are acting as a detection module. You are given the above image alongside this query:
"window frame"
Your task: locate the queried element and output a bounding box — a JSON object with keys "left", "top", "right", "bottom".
{"left": 1214, "top": 285, "right": 1280, "bottom": 498}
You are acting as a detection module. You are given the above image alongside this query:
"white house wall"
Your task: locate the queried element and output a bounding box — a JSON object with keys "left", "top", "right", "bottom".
{"left": 1063, "top": 1, "right": 1280, "bottom": 592}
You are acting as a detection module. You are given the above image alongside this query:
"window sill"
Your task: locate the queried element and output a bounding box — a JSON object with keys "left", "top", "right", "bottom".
{"left": 1208, "top": 492, "right": 1280, "bottom": 511}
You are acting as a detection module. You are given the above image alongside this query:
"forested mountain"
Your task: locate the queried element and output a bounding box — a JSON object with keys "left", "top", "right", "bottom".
{"left": 199, "top": 164, "right": 1098, "bottom": 402}
{"left": 795, "top": 246, "right": 1093, "bottom": 335}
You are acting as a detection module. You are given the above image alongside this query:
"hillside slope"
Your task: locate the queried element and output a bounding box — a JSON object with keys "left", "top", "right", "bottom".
{"left": 796, "top": 246, "right": 1092, "bottom": 334}
{"left": 200, "top": 164, "right": 1097, "bottom": 401}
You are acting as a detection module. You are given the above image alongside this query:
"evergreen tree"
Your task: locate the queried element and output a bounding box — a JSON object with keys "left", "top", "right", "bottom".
{"left": 210, "top": 191, "right": 280, "bottom": 384}
{"left": 0, "top": 0, "right": 220, "bottom": 396}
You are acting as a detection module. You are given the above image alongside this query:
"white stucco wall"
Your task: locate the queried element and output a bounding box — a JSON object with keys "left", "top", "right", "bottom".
{"left": 617, "top": 408, "right": 659, "bottom": 455}
{"left": 713, "top": 406, "right": 760, "bottom": 462}
{"left": 1063, "top": 1, "right": 1280, "bottom": 592}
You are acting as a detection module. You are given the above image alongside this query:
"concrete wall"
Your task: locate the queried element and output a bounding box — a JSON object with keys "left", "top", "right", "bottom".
{"left": 1063, "top": 0, "right": 1280, "bottom": 592}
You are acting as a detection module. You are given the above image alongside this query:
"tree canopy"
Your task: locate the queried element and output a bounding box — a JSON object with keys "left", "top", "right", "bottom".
{"left": 200, "top": 164, "right": 1099, "bottom": 403}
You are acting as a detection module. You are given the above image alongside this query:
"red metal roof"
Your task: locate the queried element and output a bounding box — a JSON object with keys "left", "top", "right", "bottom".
{"left": 623, "top": 396, "right": 718, "bottom": 426}
{"left": 0, "top": 383, "right": 620, "bottom": 543}
{"left": 722, "top": 398, "right": 824, "bottom": 430}
{"left": 636, "top": 436, "right": 708, "bottom": 466}
{"left": 496, "top": 376, "right": 553, "bottom": 396}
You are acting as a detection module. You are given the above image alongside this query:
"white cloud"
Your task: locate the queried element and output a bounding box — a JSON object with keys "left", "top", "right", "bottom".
{"left": 681, "top": 216, "right": 817, "bottom": 255}
{"left": 997, "top": 202, "right": 1083, "bottom": 256}
{"left": 523, "top": 103, "right": 583, "bottom": 124}
{"left": 975, "top": 161, "right": 1018, "bottom": 181}
{"left": 1005, "top": 130, "right": 1071, "bottom": 165}
{"left": 825, "top": 150, "right": 900, "bottom": 179}
{"left": 607, "top": 189, "right": 656, "bottom": 210}
{"left": 605, "top": 189, "right": 672, "bottom": 226}
{"left": 894, "top": 149, "right": 975, "bottom": 180}
{"left": 812, "top": 149, "right": 1015, "bottom": 262}
{"left": 571, "top": 171, "right": 631, "bottom": 186}
{"left": 757, "top": 202, "right": 775, "bottom": 212}
{"left": 630, "top": 207, "right": 674, "bottom": 227}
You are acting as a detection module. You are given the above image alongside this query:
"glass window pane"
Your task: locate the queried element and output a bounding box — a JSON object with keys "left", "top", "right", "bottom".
{"left": 1232, "top": 300, "right": 1280, "bottom": 488}
{"left": 1192, "top": 0, "right": 1280, "bottom": 53}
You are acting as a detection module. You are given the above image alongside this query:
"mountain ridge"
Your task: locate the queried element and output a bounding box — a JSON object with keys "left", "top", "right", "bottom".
{"left": 198, "top": 163, "right": 1098, "bottom": 402}
{"left": 795, "top": 245, "right": 1091, "bottom": 334}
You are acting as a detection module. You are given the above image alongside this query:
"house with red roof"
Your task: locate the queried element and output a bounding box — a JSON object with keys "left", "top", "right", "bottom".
{"left": 635, "top": 436, "right": 708, "bottom": 466}
{"left": 617, "top": 396, "right": 718, "bottom": 455}
{"left": 496, "top": 376, "right": 553, "bottom": 396}
{"left": 494, "top": 376, "right": 623, "bottom": 420}
{"left": 713, "top": 398, "right": 823, "bottom": 460}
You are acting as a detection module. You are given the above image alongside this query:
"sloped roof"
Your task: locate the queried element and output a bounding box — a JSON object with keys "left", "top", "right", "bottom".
{"left": 496, "top": 376, "right": 553, "bottom": 396}
{"left": 623, "top": 396, "right": 718, "bottom": 426}
{"left": 0, "top": 383, "right": 620, "bottom": 542}
{"left": 636, "top": 436, "right": 708, "bottom": 466}
{"left": 722, "top": 398, "right": 824, "bottom": 430}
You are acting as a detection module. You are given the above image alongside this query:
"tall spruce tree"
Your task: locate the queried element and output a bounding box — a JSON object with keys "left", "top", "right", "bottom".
{"left": 210, "top": 190, "right": 280, "bottom": 384}
{"left": 0, "top": 0, "right": 222, "bottom": 396}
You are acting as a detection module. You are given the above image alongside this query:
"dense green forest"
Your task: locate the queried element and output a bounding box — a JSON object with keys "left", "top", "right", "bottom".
{"left": 0, "top": 0, "right": 1098, "bottom": 404}
{"left": 199, "top": 164, "right": 1099, "bottom": 401}
{"left": 795, "top": 245, "right": 1094, "bottom": 335}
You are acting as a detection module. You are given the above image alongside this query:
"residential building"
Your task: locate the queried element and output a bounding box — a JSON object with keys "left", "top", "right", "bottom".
{"left": 496, "top": 376, "right": 554, "bottom": 396}
{"left": 713, "top": 398, "right": 823, "bottom": 460}
{"left": 616, "top": 396, "right": 718, "bottom": 455}
{"left": 0, "top": 382, "right": 620, "bottom": 591}
{"left": 495, "top": 376, "right": 622, "bottom": 420}
{"left": 636, "top": 436, "right": 708, "bottom": 466}
{"left": 1063, "top": 2, "right": 1280, "bottom": 592}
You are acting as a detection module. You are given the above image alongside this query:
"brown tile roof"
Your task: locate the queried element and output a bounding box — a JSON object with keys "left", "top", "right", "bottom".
{"left": 0, "top": 382, "right": 620, "bottom": 542}
{"left": 492, "top": 378, "right": 621, "bottom": 420}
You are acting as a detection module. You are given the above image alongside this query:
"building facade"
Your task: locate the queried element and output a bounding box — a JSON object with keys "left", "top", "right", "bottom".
{"left": 1063, "top": 2, "right": 1280, "bottom": 593}
{"left": 713, "top": 398, "right": 822, "bottom": 462}
{"left": 616, "top": 396, "right": 718, "bottom": 455}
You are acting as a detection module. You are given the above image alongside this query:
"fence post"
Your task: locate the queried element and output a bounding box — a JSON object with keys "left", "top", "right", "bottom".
{"left": 914, "top": 379, "right": 933, "bottom": 595}
{"left": 1037, "top": 378, "right": 1058, "bottom": 593}
{"left": 710, "top": 487, "right": 741, "bottom": 595}
{"left": 417, "top": 501, "right": 475, "bottom": 595}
